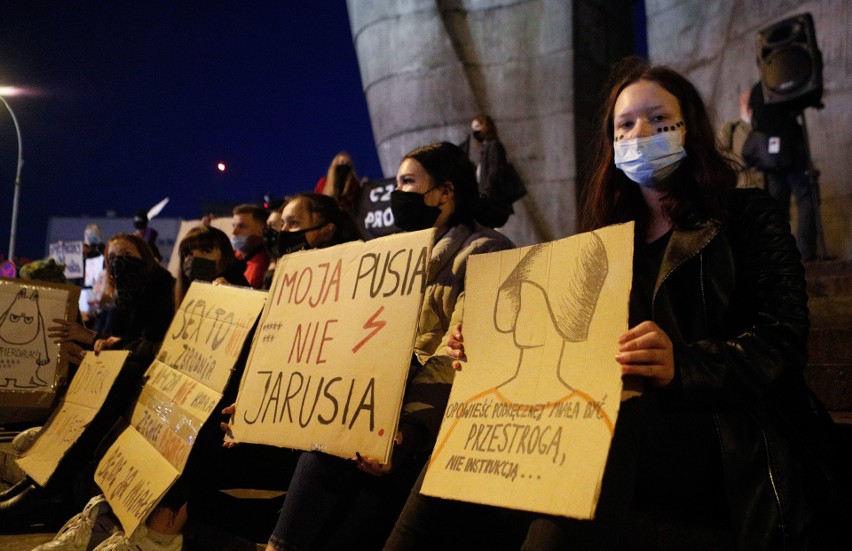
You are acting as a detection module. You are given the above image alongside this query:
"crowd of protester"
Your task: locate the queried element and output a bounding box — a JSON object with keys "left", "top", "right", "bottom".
{"left": 0, "top": 57, "right": 847, "bottom": 551}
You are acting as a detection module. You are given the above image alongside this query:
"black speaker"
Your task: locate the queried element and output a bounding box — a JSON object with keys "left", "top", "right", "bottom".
{"left": 756, "top": 13, "right": 823, "bottom": 110}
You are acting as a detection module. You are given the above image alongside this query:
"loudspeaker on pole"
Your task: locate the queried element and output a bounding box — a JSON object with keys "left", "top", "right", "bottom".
{"left": 756, "top": 12, "right": 823, "bottom": 110}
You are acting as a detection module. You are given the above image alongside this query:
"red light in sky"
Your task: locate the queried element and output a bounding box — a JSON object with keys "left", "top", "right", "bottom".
{"left": 217, "top": 162, "right": 226, "bottom": 172}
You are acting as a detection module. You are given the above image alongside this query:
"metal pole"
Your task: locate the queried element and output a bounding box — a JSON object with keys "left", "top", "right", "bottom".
{"left": 0, "top": 95, "right": 23, "bottom": 262}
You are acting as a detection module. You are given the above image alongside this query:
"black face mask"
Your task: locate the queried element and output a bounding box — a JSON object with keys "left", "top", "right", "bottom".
{"left": 390, "top": 189, "right": 441, "bottom": 232}
{"left": 133, "top": 218, "right": 147, "bottom": 230}
{"left": 472, "top": 130, "right": 484, "bottom": 143}
{"left": 276, "top": 223, "right": 328, "bottom": 258}
{"left": 183, "top": 256, "right": 218, "bottom": 283}
{"left": 263, "top": 226, "right": 280, "bottom": 257}
{"left": 108, "top": 255, "right": 146, "bottom": 305}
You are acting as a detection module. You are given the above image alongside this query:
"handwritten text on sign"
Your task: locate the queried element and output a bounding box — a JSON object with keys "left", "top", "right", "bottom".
{"left": 422, "top": 223, "right": 634, "bottom": 520}
{"left": 0, "top": 278, "right": 79, "bottom": 394}
{"left": 49, "top": 241, "right": 84, "bottom": 279}
{"left": 97, "top": 283, "right": 265, "bottom": 535}
{"left": 130, "top": 361, "right": 222, "bottom": 470}
{"left": 17, "top": 351, "right": 129, "bottom": 486}
{"left": 232, "top": 229, "right": 434, "bottom": 462}
{"left": 156, "top": 281, "right": 266, "bottom": 393}
{"left": 95, "top": 425, "right": 180, "bottom": 537}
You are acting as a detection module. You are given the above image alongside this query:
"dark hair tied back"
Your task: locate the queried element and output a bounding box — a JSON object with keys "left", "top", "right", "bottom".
{"left": 403, "top": 142, "right": 483, "bottom": 228}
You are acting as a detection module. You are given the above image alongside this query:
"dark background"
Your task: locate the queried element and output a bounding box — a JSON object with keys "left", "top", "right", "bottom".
{"left": 0, "top": 1, "right": 382, "bottom": 261}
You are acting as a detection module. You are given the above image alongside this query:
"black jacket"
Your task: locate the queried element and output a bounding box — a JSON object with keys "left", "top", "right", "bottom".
{"left": 653, "top": 188, "right": 835, "bottom": 549}
{"left": 94, "top": 265, "right": 175, "bottom": 365}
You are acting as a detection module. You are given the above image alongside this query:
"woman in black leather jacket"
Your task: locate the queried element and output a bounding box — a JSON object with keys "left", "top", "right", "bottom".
{"left": 534, "top": 58, "right": 838, "bottom": 550}
{"left": 571, "top": 57, "right": 839, "bottom": 551}
{"left": 428, "top": 59, "right": 840, "bottom": 551}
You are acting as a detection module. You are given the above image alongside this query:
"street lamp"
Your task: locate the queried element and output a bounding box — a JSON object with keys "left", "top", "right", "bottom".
{"left": 0, "top": 92, "right": 23, "bottom": 262}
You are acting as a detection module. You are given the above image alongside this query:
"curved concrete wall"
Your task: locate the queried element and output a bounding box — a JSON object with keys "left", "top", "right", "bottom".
{"left": 646, "top": 0, "right": 852, "bottom": 258}
{"left": 347, "top": 0, "right": 575, "bottom": 246}
{"left": 348, "top": 0, "right": 851, "bottom": 258}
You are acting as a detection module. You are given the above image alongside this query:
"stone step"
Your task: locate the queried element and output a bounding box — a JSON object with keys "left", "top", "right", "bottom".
{"left": 805, "top": 259, "right": 852, "bottom": 279}
{"left": 808, "top": 327, "right": 852, "bottom": 364}
{"left": 806, "top": 326, "right": 851, "bottom": 413}
{"left": 806, "top": 272, "right": 852, "bottom": 299}
{"left": 803, "top": 259, "right": 852, "bottom": 422}
{"left": 809, "top": 296, "right": 852, "bottom": 328}
{"left": 805, "top": 364, "right": 852, "bottom": 412}
{"left": 805, "top": 259, "right": 852, "bottom": 327}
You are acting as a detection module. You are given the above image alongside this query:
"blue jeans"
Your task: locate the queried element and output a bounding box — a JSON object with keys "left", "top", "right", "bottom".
{"left": 269, "top": 450, "right": 425, "bottom": 550}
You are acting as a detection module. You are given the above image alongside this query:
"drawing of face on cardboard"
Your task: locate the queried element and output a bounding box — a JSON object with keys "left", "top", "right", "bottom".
{"left": 0, "top": 289, "right": 44, "bottom": 345}
{"left": 0, "top": 288, "right": 51, "bottom": 387}
{"left": 493, "top": 233, "right": 608, "bottom": 401}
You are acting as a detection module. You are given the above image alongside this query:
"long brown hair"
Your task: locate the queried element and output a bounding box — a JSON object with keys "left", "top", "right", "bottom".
{"left": 578, "top": 57, "right": 736, "bottom": 235}
{"left": 473, "top": 114, "right": 499, "bottom": 142}
{"left": 101, "top": 233, "right": 159, "bottom": 304}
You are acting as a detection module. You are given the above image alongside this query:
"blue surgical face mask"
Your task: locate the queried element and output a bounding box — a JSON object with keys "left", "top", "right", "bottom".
{"left": 613, "top": 131, "right": 686, "bottom": 187}
{"left": 230, "top": 234, "right": 263, "bottom": 254}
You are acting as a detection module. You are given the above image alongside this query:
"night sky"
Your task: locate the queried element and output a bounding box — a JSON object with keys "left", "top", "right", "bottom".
{"left": 0, "top": 1, "right": 382, "bottom": 261}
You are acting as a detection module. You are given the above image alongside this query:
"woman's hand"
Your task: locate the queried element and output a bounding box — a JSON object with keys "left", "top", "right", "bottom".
{"left": 48, "top": 319, "right": 95, "bottom": 346}
{"left": 93, "top": 336, "right": 122, "bottom": 354}
{"left": 616, "top": 321, "right": 675, "bottom": 387}
{"left": 220, "top": 403, "right": 238, "bottom": 447}
{"left": 354, "top": 431, "right": 403, "bottom": 476}
{"left": 66, "top": 342, "right": 86, "bottom": 364}
{"left": 446, "top": 322, "right": 466, "bottom": 370}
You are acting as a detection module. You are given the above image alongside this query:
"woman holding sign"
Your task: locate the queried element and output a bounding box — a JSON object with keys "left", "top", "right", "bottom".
{"left": 11, "top": 234, "right": 176, "bottom": 540}
{"left": 48, "top": 233, "right": 174, "bottom": 364}
{"left": 175, "top": 225, "right": 250, "bottom": 304}
{"left": 264, "top": 143, "right": 514, "bottom": 551}
{"left": 388, "top": 59, "right": 841, "bottom": 550}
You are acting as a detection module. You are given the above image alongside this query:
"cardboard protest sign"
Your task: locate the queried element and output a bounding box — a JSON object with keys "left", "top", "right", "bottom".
{"left": 0, "top": 278, "right": 80, "bottom": 416}
{"left": 230, "top": 229, "right": 434, "bottom": 462}
{"left": 421, "top": 223, "right": 634, "bottom": 520}
{"left": 49, "top": 240, "right": 84, "bottom": 279}
{"left": 84, "top": 255, "right": 105, "bottom": 288}
{"left": 95, "top": 424, "right": 180, "bottom": 537}
{"left": 17, "top": 351, "right": 129, "bottom": 486}
{"left": 80, "top": 255, "right": 106, "bottom": 316}
{"left": 356, "top": 177, "right": 399, "bottom": 238}
{"left": 129, "top": 361, "right": 223, "bottom": 470}
{"left": 95, "top": 282, "right": 265, "bottom": 535}
{"left": 156, "top": 282, "right": 266, "bottom": 393}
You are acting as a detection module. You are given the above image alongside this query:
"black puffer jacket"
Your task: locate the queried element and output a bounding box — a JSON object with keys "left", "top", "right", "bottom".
{"left": 654, "top": 188, "right": 835, "bottom": 549}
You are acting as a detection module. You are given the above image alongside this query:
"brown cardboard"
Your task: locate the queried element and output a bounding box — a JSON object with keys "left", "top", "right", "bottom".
{"left": 95, "top": 424, "right": 180, "bottom": 537}
{"left": 0, "top": 278, "right": 80, "bottom": 420}
{"left": 231, "top": 229, "right": 434, "bottom": 463}
{"left": 96, "top": 282, "right": 265, "bottom": 535}
{"left": 421, "top": 222, "right": 634, "bottom": 520}
{"left": 17, "top": 350, "right": 129, "bottom": 486}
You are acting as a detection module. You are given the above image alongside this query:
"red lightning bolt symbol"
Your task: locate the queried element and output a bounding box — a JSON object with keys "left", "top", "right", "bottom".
{"left": 352, "top": 306, "right": 387, "bottom": 353}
